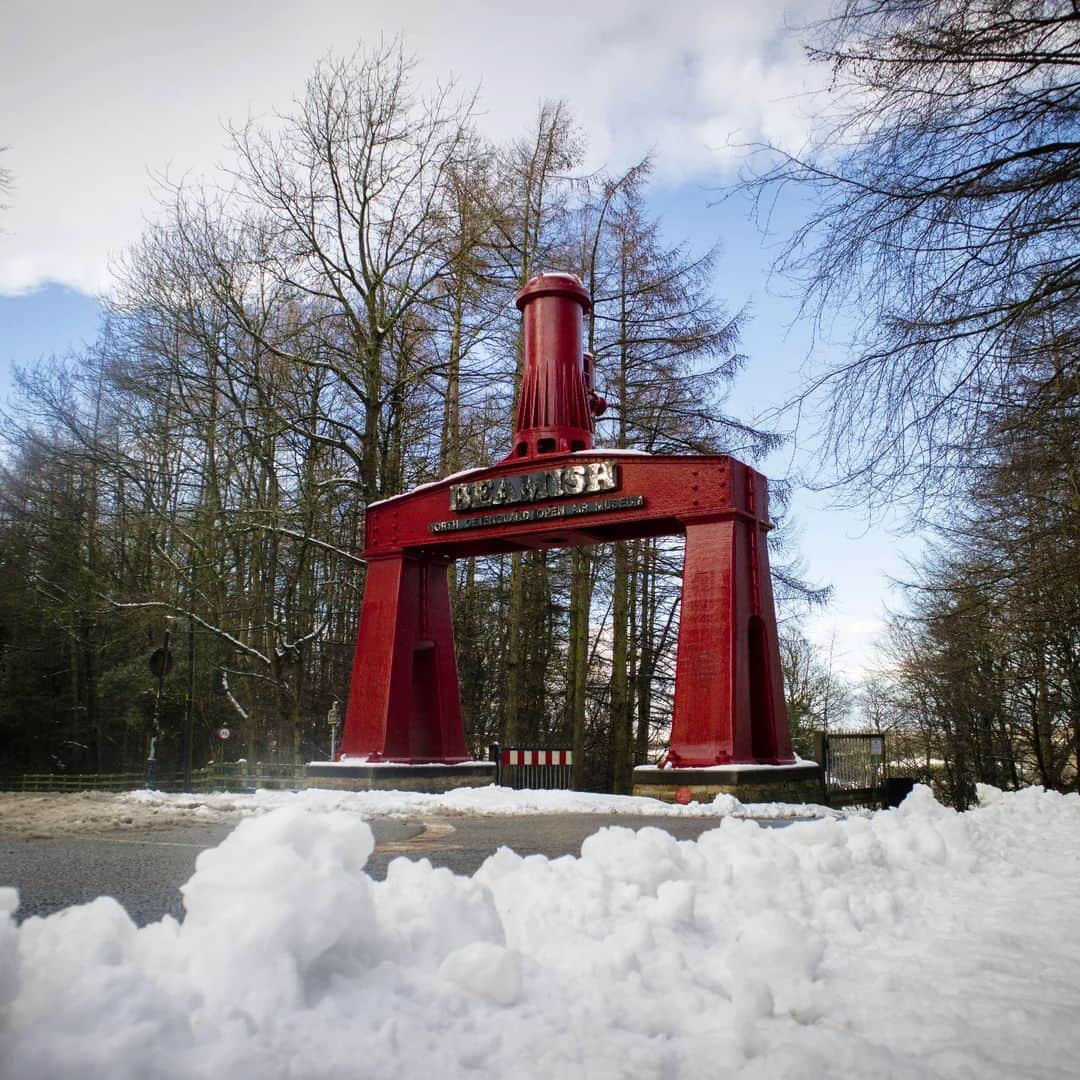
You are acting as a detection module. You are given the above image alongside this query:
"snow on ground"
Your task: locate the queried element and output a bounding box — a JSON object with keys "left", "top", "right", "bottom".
{"left": 0, "top": 785, "right": 833, "bottom": 838}
{"left": 124, "top": 784, "right": 836, "bottom": 822}
{"left": 3, "top": 784, "right": 1080, "bottom": 1078}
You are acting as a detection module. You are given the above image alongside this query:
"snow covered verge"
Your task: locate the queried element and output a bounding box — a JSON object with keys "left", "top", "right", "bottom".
{"left": 0, "top": 785, "right": 834, "bottom": 838}
{"left": 3, "top": 785, "right": 1080, "bottom": 1078}
{"left": 123, "top": 784, "right": 836, "bottom": 821}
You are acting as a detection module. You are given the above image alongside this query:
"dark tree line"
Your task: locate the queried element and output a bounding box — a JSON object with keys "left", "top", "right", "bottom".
{"left": 0, "top": 46, "right": 804, "bottom": 791}
{"left": 862, "top": 359, "right": 1080, "bottom": 806}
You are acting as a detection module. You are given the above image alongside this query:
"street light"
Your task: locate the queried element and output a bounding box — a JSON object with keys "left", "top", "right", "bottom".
{"left": 146, "top": 627, "right": 173, "bottom": 789}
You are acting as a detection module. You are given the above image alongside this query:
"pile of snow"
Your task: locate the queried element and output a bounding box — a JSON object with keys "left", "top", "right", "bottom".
{"left": 4, "top": 784, "right": 1080, "bottom": 1077}
{"left": 120, "top": 783, "right": 833, "bottom": 823}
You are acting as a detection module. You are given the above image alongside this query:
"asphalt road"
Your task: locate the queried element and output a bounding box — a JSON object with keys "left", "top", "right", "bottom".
{"left": 0, "top": 814, "right": 760, "bottom": 925}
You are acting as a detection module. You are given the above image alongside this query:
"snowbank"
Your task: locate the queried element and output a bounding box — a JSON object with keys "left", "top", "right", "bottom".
{"left": 3, "top": 784, "right": 1079, "bottom": 1078}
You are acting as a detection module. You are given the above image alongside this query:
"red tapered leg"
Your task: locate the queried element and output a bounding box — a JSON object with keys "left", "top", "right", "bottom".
{"left": 339, "top": 555, "right": 467, "bottom": 763}
{"left": 425, "top": 560, "right": 468, "bottom": 760}
{"left": 669, "top": 521, "right": 744, "bottom": 764}
{"left": 745, "top": 473, "right": 794, "bottom": 764}
{"left": 668, "top": 514, "right": 793, "bottom": 766}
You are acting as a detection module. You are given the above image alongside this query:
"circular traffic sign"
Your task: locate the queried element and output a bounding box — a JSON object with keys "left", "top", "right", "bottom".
{"left": 148, "top": 648, "right": 173, "bottom": 678}
{"left": 218, "top": 727, "right": 231, "bottom": 741}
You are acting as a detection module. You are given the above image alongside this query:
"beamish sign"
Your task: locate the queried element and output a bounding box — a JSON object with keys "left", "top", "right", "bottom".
{"left": 449, "top": 460, "right": 619, "bottom": 511}
{"left": 333, "top": 271, "right": 798, "bottom": 774}
{"left": 431, "top": 494, "right": 644, "bottom": 534}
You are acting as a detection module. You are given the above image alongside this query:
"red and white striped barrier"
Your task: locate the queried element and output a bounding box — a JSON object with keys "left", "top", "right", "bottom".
{"left": 501, "top": 748, "right": 573, "bottom": 766}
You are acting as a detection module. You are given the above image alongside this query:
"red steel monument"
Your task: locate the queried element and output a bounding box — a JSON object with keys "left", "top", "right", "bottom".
{"left": 326, "top": 272, "right": 812, "bottom": 793}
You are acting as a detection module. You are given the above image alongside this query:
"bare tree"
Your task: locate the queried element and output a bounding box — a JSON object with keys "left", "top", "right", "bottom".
{"left": 782, "top": 629, "right": 853, "bottom": 756}
{"left": 745, "top": 0, "right": 1080, "bottom": 515}
{"left": 223, "top": 42, "right": 482, "bottom": 502}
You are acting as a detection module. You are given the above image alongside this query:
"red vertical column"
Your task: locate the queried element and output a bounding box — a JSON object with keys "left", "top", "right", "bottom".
{"left": 744, "top": 469, "right": 794, "bottom": 765}
{"left": 668, "top": 519, "right": 746, "bottom": 765}
{"left": 338, "top": 555, "right": 468, "bottom": 763}
{"left": 667, "top": 468, "right": 794, "bottom": 766}
{"left": 508, "top": 273, "right": 594, "bottom": 458}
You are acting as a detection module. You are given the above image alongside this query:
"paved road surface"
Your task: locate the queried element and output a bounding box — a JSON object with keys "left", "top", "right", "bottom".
{"left": 0, "top": 814, "right": 772, "bottom": 924}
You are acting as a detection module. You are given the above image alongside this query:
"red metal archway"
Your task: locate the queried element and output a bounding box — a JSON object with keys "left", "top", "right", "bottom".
{"left": 338, "top": 273, "right": 795, "bottom": 769}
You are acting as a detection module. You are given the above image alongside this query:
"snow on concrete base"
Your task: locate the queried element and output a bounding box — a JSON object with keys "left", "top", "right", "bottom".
{"left": 307, "top": 759, "right": 494, "bottom": 768}
{"left": 635, "top": 755, "right": 820, "bottom": 773}
{"left": 3, "top": 785, "right": 1080, "bottom": 1077}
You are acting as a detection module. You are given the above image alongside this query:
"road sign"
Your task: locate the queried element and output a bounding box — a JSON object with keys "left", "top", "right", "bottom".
{"left": 218, "top": 727, "right": 231, "bottom": 741}
{"left": 149, "top": 648, "right": 173, "bottom": 678}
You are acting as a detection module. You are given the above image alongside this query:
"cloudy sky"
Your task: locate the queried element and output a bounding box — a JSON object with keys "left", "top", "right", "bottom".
{"left": 0, "top": 0, "right": 917, "bottom": 680}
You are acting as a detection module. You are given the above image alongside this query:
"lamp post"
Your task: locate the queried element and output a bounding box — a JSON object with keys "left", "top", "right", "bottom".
{"left": 146, "top": 627, "right": 173, "bottom": 789}
{"left": 182, "top": 579, "right": 195, "bottom": 791}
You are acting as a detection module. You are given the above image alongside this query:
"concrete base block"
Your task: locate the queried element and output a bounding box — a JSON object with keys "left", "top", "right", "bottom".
{"left": 632, "top": 761, "right": 824, "bottom": 805}
{"left": 304, "top": 761, "right": 496, "bottom": 793}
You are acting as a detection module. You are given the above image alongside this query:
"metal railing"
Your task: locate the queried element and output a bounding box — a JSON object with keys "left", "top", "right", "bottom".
{"left": 814, "top": 731, "right": 887, "bottom": 808}
{"left": 204, "top": 762, "right": 307, "bottom": 791}
{"left": 490, "top": 744, "right": 573, "bottom": 790}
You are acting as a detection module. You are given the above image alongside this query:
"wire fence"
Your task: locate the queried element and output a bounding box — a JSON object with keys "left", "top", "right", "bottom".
{"left": 0, "top": 763, "right": 309, "bottom": 794}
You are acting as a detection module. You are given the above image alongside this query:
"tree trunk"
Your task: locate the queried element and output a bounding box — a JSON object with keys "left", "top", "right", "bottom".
{"left": 610, "top": 539, "right": 632, "bottom": 793}
{"left": 503, "top": 552, "right": 526, "bottom": 745}
{"left": 634, "top": 539, "right": 655, "bottom": 764}
{"left": 567, "top": 547, "right": 592, "bottom": 788}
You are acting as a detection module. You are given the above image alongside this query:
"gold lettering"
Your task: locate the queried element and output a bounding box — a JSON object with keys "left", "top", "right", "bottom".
{"left": 586, "top": 461, "right": 617, "bottom": 493}
{"left": 450, "top": 461, "right": 620, "bottom": 514}
{"left": 519, "top": 474, "right": 540, "bottom": 501}
{"left": 562, "top": 465, "right": 587, "bottom": 494}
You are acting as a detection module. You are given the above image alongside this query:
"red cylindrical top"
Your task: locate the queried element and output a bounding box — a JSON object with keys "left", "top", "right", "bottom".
{"left": 509, "top": 272, "right": 594, "bottom": 458}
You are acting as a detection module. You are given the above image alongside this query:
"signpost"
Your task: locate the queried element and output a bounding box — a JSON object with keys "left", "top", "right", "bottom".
{"left": 145, "top": 628, "right": 172, "bottom": 790}
{"left": 327, "top": 701, "right": 341, "bottom": 761}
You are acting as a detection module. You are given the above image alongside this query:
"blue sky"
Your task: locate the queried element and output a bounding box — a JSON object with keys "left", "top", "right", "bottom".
{"left": 0, "top": 0, "right": 919, "bottom": 680}
{"left": 0, "top": 285, "right": 101, "bottom": 380}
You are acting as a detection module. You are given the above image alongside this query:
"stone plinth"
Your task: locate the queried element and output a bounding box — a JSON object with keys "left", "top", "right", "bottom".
{"left": 633, "top": 761, "right": 823, "bottom": 805}
{"left": 305, "top": 760, "right": 496, "bottom": 793}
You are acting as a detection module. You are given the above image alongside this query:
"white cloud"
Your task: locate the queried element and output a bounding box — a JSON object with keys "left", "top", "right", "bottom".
{"left": 803, "top": 610, "right": 897, "bottom": 684}
{"left": 1, "top": 0, "right": 830, "bottom": 296}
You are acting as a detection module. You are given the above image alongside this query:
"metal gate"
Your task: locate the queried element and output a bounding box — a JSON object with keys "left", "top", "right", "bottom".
{"left": 815, "top": 732, "right": 886, "bottom": 808}
{"left": 490, "top": 745, "right": 573, "bottom": 790}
